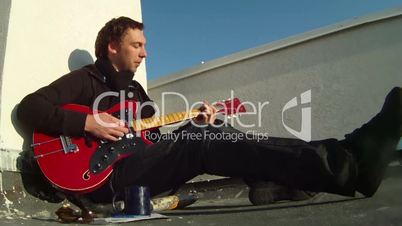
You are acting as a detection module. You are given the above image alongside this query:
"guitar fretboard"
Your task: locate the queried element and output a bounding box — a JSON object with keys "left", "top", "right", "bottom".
{"left": 131, "top": 109, "right": 200, "bottom": 131}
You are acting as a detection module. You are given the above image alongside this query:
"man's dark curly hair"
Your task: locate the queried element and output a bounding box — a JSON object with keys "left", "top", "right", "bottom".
{"left": 95, "top": 17, "right": 144, "bottom": 58}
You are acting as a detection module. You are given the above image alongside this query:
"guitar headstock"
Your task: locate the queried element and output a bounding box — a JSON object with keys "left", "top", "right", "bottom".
{"left": 214, "top": 98, "right": 247, "bottom": 116}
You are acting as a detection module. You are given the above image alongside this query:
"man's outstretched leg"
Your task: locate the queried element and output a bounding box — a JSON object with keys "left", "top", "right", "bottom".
{"left": 203, "top": 87, "right": 402, "bottom": 197}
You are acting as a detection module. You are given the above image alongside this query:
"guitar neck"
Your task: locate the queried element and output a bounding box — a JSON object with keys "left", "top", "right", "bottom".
{"left": 131, "top": 109, "right": 200, "bottom": 131}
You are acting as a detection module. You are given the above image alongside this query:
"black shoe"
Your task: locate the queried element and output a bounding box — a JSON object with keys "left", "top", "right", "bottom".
{"left": 248, "top": 181, "right": 316, "bottom": 205}
{"left": 344, "top": 87, "right": 402, "bottom": 197}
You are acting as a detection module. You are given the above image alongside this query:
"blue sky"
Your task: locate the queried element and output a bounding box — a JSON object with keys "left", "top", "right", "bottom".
{"left": 142, "top": 0, "right": 402, "bottom": 80}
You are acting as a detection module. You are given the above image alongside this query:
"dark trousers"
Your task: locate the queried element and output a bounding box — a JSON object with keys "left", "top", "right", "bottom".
{"left": 87, "top": 123, "right": 357, "bottom": 203}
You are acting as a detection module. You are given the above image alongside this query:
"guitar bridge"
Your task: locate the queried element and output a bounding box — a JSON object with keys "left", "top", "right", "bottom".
{"left": 60, "top": 136, "right": 78, "bottom": 153}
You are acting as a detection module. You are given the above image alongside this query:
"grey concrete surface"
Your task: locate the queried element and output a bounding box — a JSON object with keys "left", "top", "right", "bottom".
{"left": 0, "top": 161, "right": 401, "bottom": 226}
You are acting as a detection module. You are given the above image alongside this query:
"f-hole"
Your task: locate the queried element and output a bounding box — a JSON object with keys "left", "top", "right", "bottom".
{"left": 83, "top": 170, "right": 90, "bottom": 181}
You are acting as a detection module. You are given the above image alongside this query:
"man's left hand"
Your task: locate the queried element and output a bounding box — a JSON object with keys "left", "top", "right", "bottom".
{"left": 194, "top": 101, "right": 217, "bottom": 125}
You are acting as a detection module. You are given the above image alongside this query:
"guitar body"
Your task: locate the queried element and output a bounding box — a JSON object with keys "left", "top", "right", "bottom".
{"left": 33, "top": 102, "right": 152, "bottom": 194}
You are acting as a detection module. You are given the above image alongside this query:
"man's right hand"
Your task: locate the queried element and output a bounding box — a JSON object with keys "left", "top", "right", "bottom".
{"left": 84, "top": 113, "right": 129, "bottom": 141}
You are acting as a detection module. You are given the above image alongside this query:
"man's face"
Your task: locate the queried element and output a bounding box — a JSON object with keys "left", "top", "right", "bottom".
{"left": 108, "top": 28, "right": 147, "bottom": 73}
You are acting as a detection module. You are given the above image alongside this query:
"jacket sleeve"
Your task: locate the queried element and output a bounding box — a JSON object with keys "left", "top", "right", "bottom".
{"left": 17, "top": 70, "right": 91, "bottom": 136}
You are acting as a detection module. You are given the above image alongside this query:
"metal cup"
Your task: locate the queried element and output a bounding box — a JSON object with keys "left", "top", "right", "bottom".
{"left": 112, "top": 186, "right": 151, "bottom": 216}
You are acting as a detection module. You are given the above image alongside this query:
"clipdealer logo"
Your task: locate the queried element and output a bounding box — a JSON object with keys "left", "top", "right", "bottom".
{"left": 142, "top": 129, "right": 270, "bottom": 143}
{"left": 281, "top": 90, "right": 311, "bottom": 142}
{"left": 91, "top": 89, "right": 312, "bottom": 142}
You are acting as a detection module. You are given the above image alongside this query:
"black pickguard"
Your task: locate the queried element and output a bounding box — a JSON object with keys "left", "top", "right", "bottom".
{"left": 89, "top": 135, "right": 146, "bottom": 174}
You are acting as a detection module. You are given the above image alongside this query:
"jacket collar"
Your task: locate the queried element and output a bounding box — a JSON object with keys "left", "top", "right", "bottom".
{"left": 83, "top": 64, "right": 108, "bottom": 83}
{"left": 94, "top": 58, "right": 135, "bottom": 92}
{"left": 84, "top": 59, "right": 138, "bottom": 91}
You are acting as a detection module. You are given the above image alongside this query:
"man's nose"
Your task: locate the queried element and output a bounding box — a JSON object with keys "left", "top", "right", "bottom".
{"left": 140, "top": 47, "right": 147, "bottom": 58}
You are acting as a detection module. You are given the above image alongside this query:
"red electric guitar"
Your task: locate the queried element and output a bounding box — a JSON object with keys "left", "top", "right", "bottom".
{"left": 32, "top": 98, "right": 246, "bottom": 194}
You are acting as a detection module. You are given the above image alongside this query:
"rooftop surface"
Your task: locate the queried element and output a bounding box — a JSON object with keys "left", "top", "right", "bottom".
{"left": 1, "top": 161, "right": 401, "bottom": 226}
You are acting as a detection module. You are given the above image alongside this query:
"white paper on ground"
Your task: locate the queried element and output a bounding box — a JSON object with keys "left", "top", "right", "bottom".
{"left": 91, "top": 213, "right": 167, "bottom": 224}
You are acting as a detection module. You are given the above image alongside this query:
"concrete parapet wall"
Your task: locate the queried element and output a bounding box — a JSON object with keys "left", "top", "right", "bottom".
{"left": 0, "top": 171, "right": 59, "bottom": 220}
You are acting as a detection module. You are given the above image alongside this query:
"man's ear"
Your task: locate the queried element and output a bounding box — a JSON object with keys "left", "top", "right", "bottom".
{"left": 107, "top": 41, "right": 119, "bottom": 55}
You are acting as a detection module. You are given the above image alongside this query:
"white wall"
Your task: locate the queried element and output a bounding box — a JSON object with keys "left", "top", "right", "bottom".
{"left": 0, "top": 0, "right": 146, "bottom": 171}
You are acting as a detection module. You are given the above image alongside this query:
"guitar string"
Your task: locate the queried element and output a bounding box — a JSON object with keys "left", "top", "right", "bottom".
{"left": 34, "top": 148, "right": 64, "bottom": 159}
{"left": 31, "top": 138, "right": 61, "bottom": 147}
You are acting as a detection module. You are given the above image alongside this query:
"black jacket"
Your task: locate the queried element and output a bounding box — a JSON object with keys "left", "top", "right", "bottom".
{"left": 17, "top": 59, "right": 157, "bottom": 137}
